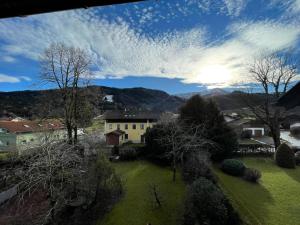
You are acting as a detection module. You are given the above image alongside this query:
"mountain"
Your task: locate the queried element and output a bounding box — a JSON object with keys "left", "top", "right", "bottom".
{"left": 176, "top": 88, "right": 228, "bottom": 99}
{"left": 0, "top": 86, "right": 185, "bottom": 119}
{"left": 208, "top": 91, "right": 267, "bottom": 110}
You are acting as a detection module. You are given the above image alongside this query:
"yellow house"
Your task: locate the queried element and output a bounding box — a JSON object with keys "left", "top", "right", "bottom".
{"left": 103, "top": 110, "right": 159, "bottom": 145}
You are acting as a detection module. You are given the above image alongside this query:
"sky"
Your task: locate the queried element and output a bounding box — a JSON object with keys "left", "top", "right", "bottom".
{"left": 0, "top": 0, "right": 300, "bottom": 94}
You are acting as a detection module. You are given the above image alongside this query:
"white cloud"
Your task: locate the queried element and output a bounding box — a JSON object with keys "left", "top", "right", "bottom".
{"left": 0, "top": 74, "right": 19, "bottom": 83}
{"left": 0, "top": 74, "right": 31, "bottom": 83}
{"left": 0, "top": 9, "right": 299, "bottom": 88}
{"left": 1, "top": 55, "right": 16, "bottom": 63}
{"left": 222, "top": 0, "right": 248, "bottom": 17}
{"left": 269, "top": 0, "right": 300, "bottom": 15}
{"left": 229, "top": 20, "right": 300, "bottom": 52}
{"left": 20, "top": 76, "right": 31, "bottom": 81}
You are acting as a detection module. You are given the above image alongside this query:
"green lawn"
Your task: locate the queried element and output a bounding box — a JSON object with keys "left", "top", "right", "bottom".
{"left": 214, "top": 157, "right": 300, "bottom": 225}
{"left": 97, "top": 161, "right": 186, "bottom": 225}
{"left": 0, "top": 152, "right": 8, "bottom": 160}
{"left": 85, "top": 119, "right": 104, "bottom": 133}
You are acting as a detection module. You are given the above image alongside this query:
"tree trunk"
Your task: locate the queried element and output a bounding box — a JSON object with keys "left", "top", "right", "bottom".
{"left": 272, "top": 108, "right": 281, "bottom": 150}
{"left": 73, "top": 126, "right": 78, "bottom": 144}
{"left": 172, "top": 156, "right": 176, "bottom": 182}
{"left": 66, "top": 121, "right": 73, "bottom": 144}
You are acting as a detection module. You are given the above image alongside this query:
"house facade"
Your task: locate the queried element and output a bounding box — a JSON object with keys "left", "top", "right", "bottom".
{"left": 0, "top": 120, "right": 66, "bottom": 153}
{"left": 103, "top": 110, "right": 159, "bottom": 145}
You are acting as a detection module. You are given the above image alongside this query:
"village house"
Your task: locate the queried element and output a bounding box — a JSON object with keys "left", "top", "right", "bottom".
{"left": 103, "top": 110, "right": 159, "bottom": 146}
{"left": 0, "top": 120, "right": 66, "bottom": 153}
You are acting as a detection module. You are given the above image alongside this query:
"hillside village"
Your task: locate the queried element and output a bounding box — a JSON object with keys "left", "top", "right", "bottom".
{"left": 1, "top": 81, "right": 300, "bottom": 225}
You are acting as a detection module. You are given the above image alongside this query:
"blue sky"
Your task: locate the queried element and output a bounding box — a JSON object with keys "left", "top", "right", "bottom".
{"left": 0, "top": 0, "right": 300, "bottom": 94}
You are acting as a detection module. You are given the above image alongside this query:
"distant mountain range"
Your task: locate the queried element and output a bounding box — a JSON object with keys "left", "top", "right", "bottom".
{"left": 0, "top": 85, "right": 272, "bottom": 120}
{"left": 0, "top": 86, "right": 185, "bottom": 119}
{"left": 176, "top": 88, "right": 229, "bottom": 99}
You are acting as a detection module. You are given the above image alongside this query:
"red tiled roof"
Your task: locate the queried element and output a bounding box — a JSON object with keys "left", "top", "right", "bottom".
{"left": 0, "top": 120, "right": 64, "bottom": 134}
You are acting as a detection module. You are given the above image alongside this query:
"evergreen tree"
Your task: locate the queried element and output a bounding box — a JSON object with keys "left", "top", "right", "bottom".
{"left": 180, "top": 95, "right": 238, "bottom": 161}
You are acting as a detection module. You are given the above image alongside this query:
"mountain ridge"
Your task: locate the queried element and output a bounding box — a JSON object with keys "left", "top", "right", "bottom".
{"left": 0, "top": 85, "right": 185, "bottom": 119}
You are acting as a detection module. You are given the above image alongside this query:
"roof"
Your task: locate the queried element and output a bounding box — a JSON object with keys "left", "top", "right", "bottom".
{"left": 0, "top": 120, "right": 64, "bottom": 134}
{"left": 243, "top": 120, "right": 265, "bottom": 128}
{"left": 103, "top": 110, "right": 160, "bottom": 121}
{"left": 106, "top": 129, "right": 126, "bottom": 136}
{"left": 0, "top": 0, "right": 143, "bottom": 19}
{"left": 277, "top": 81, "right": 300, "bottom": 109}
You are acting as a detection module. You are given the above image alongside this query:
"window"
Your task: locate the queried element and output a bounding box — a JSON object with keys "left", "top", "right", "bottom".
{"left": 109, "top": 124, "right": 113, "bottom": 129}
{"left": 117, "top": 124, "right": 120, "bottom": 130}
{"left": 30, "top": 138, "right": 34, "bottom": 142}
{"left": 22, "top": 140, "right": 27, "bottom": 144}
{"left": 125, "top": 124, "right": 128, "bottom": 130}
{"left": 140, "top": 124, "right": 144, "bottom": 130}
{"left": 6, "top": 141, "right": 9, "bottom": 146}
{"left": 125, "top": 134, "right": 128, "bottom": 139}
{"left": 132, "top": 124, "right": 136, "bottom": 129}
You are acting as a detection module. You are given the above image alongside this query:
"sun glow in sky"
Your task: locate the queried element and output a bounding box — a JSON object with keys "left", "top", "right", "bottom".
{"left": 198, "top": 65, "right": 232, "bottom": 85}
{"left": 0, "top": 0, "right": 300, "bottom": 93}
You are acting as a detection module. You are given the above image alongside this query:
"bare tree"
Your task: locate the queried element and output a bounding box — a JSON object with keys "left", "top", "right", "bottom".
{"left": 247, "top": 51, "right": 298, "bottom": 149}
{"left": 18, "top": 142, "right": 85, "bottom": 224}
{"left": 40, "top": 43, "right": 91, "bottom": 144}
{"left": 157, "top": 120, "right": 214, "bottom": 182}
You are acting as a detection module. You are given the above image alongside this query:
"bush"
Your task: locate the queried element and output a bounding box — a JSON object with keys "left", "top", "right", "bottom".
{"left": 111, "top": 145, "right": 119, "bottom": 155}
{"left": 221, "top": 159, "right": 246, "bottom": 176}
{"left": 184, "top": 178, "right": 228, "bottom": 225}
{"left": 275, "top": 143, "right": 295, "bottom": 168}
{"left": 183, "top": 152, "right": 215, "bottom": 184}
{"left": 291, "top": 126, "right": 300, "bottom": 137}
{"left": 295, "top": 151, "right": 300, "bottom": 165}
{"left": 243, "top": 168, "right": 261, "bottom": 183}
{"left": 119, "top": 146, "right": 137, "bottom": 160}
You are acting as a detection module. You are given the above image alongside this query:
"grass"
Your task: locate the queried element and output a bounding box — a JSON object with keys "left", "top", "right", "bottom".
{"left": 85, "top": 119, "right": 104, "bottom": 133}
{"left": 0, "top": 152, "right": 8, "bottom": 160}
{"left": 97, "top": 161, "right": 186, "bottom": 225}
{"left": 214, "top": 157, "right": 300, "bottom": 225}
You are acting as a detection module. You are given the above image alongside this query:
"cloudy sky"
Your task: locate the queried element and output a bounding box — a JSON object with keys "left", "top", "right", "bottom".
{"left": 0, "top": 0, "right": 300, "bottom": 94}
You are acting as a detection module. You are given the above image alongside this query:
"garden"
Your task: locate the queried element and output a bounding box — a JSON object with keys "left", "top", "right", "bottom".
{"left": 215, "top": 157, "right": 300, "bottom": 225}
{"left": 97, "top": 160, "right": 186, "bottom": 225}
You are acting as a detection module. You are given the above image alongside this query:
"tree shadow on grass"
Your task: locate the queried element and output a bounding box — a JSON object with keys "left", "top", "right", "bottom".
{"left": 283, "top": 166, "right": 300, "bottom": 183}
{"left": 217, "top": 170, "right": 274, "bottom": 225}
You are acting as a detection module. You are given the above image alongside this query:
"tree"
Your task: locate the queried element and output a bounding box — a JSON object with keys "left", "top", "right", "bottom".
{"left": 17, "top": 140, "right": 122, "bottom": 225}
{"left": 247, "top": 52, "right": 298, "bottom": 149}
{"left": 40, "top": 43, "right": 91, "bottom": 144}
{"left": 179, "top": 95, "right": 238, "bottom": 161}
{"left": 155, "top": 120, "right": 213, "bottom": 182}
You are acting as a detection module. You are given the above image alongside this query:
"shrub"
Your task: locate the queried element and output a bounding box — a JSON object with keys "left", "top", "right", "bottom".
{"left": 275, "top": 143, "right": 295, "bottom": 168}
{"left": 221, "top": 159, "right": 245, "bottom": 176}
{"left": 111, "top": 145, "right": 119, "bottom": 155}
{"left": 184, "top": 177, "right": 228, "bottom": 225}
{"left": 119, "top": 146, "right": 137, "bottom": 160}
{"left": 183, "top": 152, "right": 215, "bottom": 183}
{"left": 291, "top": 126, "right": 300, "bottom": 137}
{"left": 243, "top": 168, "right": 261, "bottom": 183}
{"left": 295, "top": 151, "right": 300, "bottom": 165}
